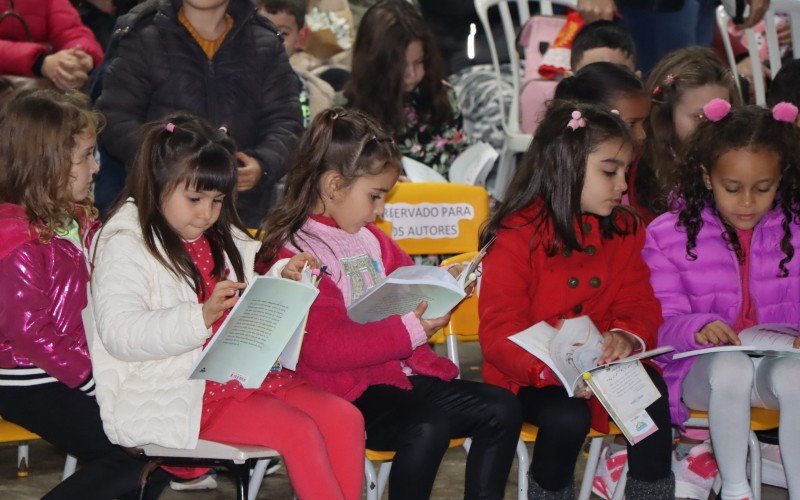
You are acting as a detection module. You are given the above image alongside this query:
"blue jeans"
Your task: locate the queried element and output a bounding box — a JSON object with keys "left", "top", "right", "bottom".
{"left": 620, "top": 0, "right": 716, "bottom": 76}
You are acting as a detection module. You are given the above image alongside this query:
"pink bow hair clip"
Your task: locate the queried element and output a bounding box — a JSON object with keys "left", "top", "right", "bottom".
{"left": 165, "top": 122, "right": 175, "bottom": 133}
{"left": 773, "top": 102, "right": 799, "bottom": 123}
{"left": 567, "top": 110, "right": 586, "bottom": 131}
{"left": 702, "top": 98, "right": 731, "bottom": 122}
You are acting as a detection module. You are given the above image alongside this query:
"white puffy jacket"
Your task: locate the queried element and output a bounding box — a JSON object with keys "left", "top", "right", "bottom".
{"left": 83, "top": 200, "right": 260, "bottom": 448}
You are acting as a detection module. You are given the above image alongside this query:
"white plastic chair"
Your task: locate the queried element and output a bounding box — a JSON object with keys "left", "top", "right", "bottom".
{"left": 716, "top": 1, "right": 800, "bottom": 105}
{"left": 473, "top": 0, "right": 577, "bottom": 200}
{"left": 140, "top": 440, "right": 279, "bottom": 500}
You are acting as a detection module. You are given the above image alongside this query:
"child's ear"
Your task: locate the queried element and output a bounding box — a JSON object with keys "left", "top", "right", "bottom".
{"left": 701, "top": 165, "right": 712, "bottom": 190}
{"left": 635, "top": 69, "right": 642, "bottom": 79}
{"left": 296, "top": 26, "right": 309, "bottom": 50}
{"left": 320, "top": 171, "right": 345, "bottom": 200}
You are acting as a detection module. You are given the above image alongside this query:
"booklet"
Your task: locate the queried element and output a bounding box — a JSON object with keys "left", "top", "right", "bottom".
{"left": 189, "top": 271, "right": 319, "bottom": 388}
{"left": 347, "top": 244, "right": 490, "bottom": 323}
{"left": 672, "top": 323, "right": 800, "bottom": 360}
{"left": 401, "top": 156, "right": 448, "bottom": 183}
{"left": 447, "top": 142, "right": 499, "bottom": 186}
{"left": 508, "top": 316, "right": 674, "bottom": 443}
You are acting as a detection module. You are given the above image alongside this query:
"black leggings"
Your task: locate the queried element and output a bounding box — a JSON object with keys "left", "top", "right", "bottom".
{"left": 517, "top": 363, "right": 673, "bottom": 491}
{"left": 353, "top": 376, "right": 523, "bottom": 500}
{"left": 0, "top": 382, "right": 148, "bottom": 499}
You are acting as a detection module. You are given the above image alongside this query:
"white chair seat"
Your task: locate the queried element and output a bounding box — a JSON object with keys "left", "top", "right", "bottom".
{"left": 141, "top": 439, "right": 279, "bottom": 463}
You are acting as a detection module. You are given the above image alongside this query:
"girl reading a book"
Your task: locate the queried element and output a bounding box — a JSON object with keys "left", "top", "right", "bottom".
{"left": 643, "top": 101, "right": 800, "bottom": 500}
{"left": 479, "top": 101, "right": 674, "bottom": 499}
{"left": 257, "top": 107, "right": 522, "bottom": 500}
{"left": 87, "top": 113, "right": 366, "bottom": 500}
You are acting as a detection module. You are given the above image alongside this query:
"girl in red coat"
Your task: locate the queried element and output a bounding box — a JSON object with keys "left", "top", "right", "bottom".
{"left": 257, "top": 107, "right": 523, "bottom": 500}
{"left": 479, "top": 101, "right": 674, "bottom": 499}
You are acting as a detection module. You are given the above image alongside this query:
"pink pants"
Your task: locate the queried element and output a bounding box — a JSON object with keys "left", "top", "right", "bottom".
{"left": 200, "top": 382, "right": 365, "bottom": 500}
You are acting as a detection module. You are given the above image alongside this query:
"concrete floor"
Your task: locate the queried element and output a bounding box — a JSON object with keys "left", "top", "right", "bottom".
{"left": 0, "top": 343, "right": 789, "bottom": 499}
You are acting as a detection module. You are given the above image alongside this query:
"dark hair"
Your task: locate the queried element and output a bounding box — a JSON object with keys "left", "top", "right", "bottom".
{"left": 767, "top": 59, "right": 800, "bottom": 108}
{"left": 570, "top": 20, "right": 636, "bottom": 70}
{"left": 645, "top": 47, "right": 741, "bottom": 189}
{"left": 0, "top": 89, "right": 103, "bottom": 241}
{"left": 555, "top": 61, "right": 643, "bottom": 104}
{"left": 344, "top": 0, "right": 450, "bottom": 133}
{"left": 258, "top": 107, "right": 402, "bottom": 263}
{"left": 260, "top": 0, "right": 307, "bottom": 28}
{"left": 676, "top": 105, "right": 800, "bottom": 276}
{"left": 480, "top": 100, "right": 637, "bottom": 253}
{"left": 108, "top": 113, "right": 248, "bottom": 298}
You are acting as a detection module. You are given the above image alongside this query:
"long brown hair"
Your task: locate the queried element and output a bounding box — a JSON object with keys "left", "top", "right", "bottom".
{"left": 258, "top": 107, "right": 402, "bottom": 263}
{"left": 0, "top": 89, "right": 102, "bottom": 241}
{"left": 108, "top": 113, "right": 247, "bottom": 298}
{"left": 644, "top": 47, "right": 741, "bottom": 190}
{"left": 344, "top": 0, "right": 450, "bottom": 133}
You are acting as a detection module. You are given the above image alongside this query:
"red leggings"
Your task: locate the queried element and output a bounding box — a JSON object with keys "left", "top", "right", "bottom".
{"left": 200, "top": 383, "right": 364, "bottom": 500}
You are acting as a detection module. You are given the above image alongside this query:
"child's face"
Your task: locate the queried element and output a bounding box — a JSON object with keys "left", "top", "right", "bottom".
{"left": 580, "top": 138, "right": 633, "bottom": 216}
{"left": 704, "top": 147, "right": 781, "bottom": 231}
{"left": 673, "top": 84, "right": 729, "bottom": 142}
{"left": 260, "top": 9, "right": 304, "bottom": 56}
{"left": 323, "top": 169, "right": 399, "bottom": 234}
{"left": 402, "top": 40, "right": 426, "bottom": 93}
{"left": 68, "top": 131, "right": 99, "bottom": 203}
{"left": 161, "top": 183, "right": 225, "bottom": 241}
{"left": 573, "top": 48, "right": 635, "bottom": 73}
{"left": 609, "top": 92, "right": 651, "bottom": 143}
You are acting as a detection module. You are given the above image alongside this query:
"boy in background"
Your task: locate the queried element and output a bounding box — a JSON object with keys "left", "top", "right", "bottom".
{"left": 570, "top": 20, "right": 637, "bottom": 73}
{"left": 259, "top": 0, "right": 335, "bottom": 127}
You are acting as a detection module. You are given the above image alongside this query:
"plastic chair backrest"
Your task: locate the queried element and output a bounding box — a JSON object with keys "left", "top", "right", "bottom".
{"left": 375, "top": 183, "right": 489, "bottom": 256}
{"left": 717, "top": 1, "right": 800, "bottom": 105}
{"left": 440, "top": 252, "right": 480, "bottom": 339}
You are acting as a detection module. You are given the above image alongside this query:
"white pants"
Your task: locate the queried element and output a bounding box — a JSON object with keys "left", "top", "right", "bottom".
{"left": 682, "top": 352, "right": 800, "bottom": 499}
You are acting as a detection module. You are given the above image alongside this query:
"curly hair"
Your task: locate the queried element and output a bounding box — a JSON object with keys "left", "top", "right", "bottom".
{"left": 675, "top": 105, "right": 800, "bottom": 276}
{"left": 0, "top": 89, "right": 103, "bottom": 242}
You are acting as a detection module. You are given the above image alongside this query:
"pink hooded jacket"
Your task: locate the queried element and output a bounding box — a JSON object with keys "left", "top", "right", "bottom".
{"left": 643, "top": 206, "right": 800, "bottom": 425}
{"left": 0, "top": 203, "right": 98, "bottom": 388}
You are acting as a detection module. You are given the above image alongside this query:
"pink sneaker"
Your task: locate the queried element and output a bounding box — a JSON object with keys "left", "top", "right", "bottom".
{"left": 592, "top": 446, "right": 627, "bottom": 500}
{"left": 673, "top": 442, "right": 718, "bottom": 499}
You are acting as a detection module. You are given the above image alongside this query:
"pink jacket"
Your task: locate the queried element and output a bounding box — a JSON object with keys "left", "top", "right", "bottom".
{"left": 0, "top": 203, "right": 97, "bottom": 387}
{"left": 265, "top": 224, "right": 459, "bottom": 402}
{"left": 643, "top": 206, "right": 800, "bottom": 425}
{"left": 0, "top": 0, "right": 104, "bottom": 77}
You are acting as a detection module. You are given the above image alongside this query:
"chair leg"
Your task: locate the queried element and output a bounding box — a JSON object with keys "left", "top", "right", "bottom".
{"left": 516, "top": 439, "right": 530, "bottom": 500}
{"left": 364, "top": 458, "right": 379, "bottom": 500}
{"left": 62, "top": 454, "right": 78, "bottom": 480}
{"left": 248, "top": 458, "right": 269, "bottom": 500}
{"left": 17, "top": 441, "right": 29, "bottom": 477}
{"left": 578, "top": 437, "right": 604, "bottom": 500}
{"left": 229, "top": 461, "right": 251, "bottom": 500}
{"left": 748, "top": 430, "right": 762, "bottom": 500}
{"left": 377, "top": 461, "right": 392, "bottom": 499}
{"left": 611, "top": 460, "right": 629, "bottom": 500}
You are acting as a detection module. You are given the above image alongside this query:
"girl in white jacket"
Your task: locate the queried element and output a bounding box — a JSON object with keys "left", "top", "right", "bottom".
{"left": 87, "top": 113, "right": 366, "bottom": 500}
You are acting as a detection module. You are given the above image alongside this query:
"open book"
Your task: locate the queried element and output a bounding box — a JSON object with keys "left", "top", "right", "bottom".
{"left": 189, "top": 271, "right": 319, "bottom": 388}
{"left": 672, "top": 323, "right": 800, "bottom": 360}
{"left": 509, "top": 317, "right": 673, "bottom": 443}
{"left": 401, "top": 142, "right": 498, "bottom": 186}
{"left": 401, "top": 157, "right": 448, "bottom": 183}
{"left": 347, "top": 245, "right": 488, "bottom": 324}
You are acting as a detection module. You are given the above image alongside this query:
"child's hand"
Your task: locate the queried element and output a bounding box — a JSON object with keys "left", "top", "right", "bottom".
{"left": 575, "top": 380, "right": 593, "bottom": 399}
{"left": 792, "top": 336, "right": 800, "bottom": 349}
{"left": 282, "top": 252, "right": 321, "bottom": 281}
{"left": 413, "top": 301, "right": 451, "bottom": 339}
{"left": 202, "top": 280, "right": 247, "bottom": 328}
{"left": 235, "top": 152, "right": 263, "bottom": 191}
{"left": 695, "top": 321, "right": 740, "bottom": 346}
{"left": 597, "top": 330, "right": 637, "bottom": 364}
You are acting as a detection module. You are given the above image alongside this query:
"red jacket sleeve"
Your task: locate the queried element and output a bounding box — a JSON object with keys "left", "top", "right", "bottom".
{"left": 47, "top": 0, "right": 104, "bottom": 67}
{"left": 478, "top": 225, "right": 548, "bottom": 387}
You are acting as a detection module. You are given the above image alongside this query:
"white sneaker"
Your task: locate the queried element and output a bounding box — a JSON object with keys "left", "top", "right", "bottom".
{"left": 673, "top": 443, "right": 718, "bottom": 500}
{"left": 170, "top": 473, "right": 218, "bottom": 491}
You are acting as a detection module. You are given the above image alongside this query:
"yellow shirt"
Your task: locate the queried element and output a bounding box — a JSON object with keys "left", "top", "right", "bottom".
{"left": 178, "top": 9, "right": 234, "bottom": 60}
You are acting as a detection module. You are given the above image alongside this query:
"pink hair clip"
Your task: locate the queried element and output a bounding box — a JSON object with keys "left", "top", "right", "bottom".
{"left": 702, "top": 98, "right": 731, "bottom": 122}
{"left": 772, "top": 102, "right": 799, "bottom": 123}
{"left": 165, "top": 123, "right": 175, "bottom": 133}
{"left": 567, "top": 110, "right": 586, "bottom": 131}
{"left": 664, "top": 73, "right": 676, "bottom": 86}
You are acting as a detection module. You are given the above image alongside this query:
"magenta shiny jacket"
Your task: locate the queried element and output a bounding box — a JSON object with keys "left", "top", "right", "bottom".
{"left": 0, "top": 203, "right": 97, "bottom": 387}
{"left": 643, "top": 206, "right": 800, "bottom": 426}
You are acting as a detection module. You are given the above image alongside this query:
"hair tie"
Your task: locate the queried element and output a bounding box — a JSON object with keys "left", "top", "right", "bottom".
{"left": 567, "top": 110, "right": 586, "bottom": 131}
{"left": 772, "top": 102, "right": 799, "bottom": 123}
{"left": 702, "top": 98, "right": 731, "bottom": 122}
{"left": 219, "top": 126, "right": 228, "bottom": 134}
{"left": 165, "top": 123, "right": 175, "bottom": 133}
{"left": 610, "top": 109, "right": 620, "bottom": 115}
{"left": 652, "top": 73, "right": 677, "bottom": 96}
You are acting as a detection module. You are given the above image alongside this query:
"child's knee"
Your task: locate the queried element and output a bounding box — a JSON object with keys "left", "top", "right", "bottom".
{"left": 483, "top": 386, "right": 523, "bottom": 432}
{"left": 708, "top": 351, "right": 754, "bottom": 393}
{"left": 408, "top": 411, "right": 451, "bottom": 451}
{"left": 537, "top": 399, "right": 591, "bottom": 438}
{"left": 768, "top": 358, "right": 800, "bottom": 399}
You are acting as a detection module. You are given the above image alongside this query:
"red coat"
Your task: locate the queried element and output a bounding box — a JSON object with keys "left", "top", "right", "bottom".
{"left": 263, "top": 225, "right": 459, "bottom": 402}
{"left": 0, "top": 0, "right": 104, "bottom": 77}
{"left": 478, "top": 202, "right": 663, "bottom": 432}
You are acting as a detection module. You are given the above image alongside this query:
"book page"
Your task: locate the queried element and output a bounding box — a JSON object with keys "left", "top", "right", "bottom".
{"left": 508, "top": 322, "right": 568, "bottom": 388}
{"left": 402, "top": 156, "right": 448, "bottom": 183}
{"left": 457, "top": 237, "right": 495, "bottom": 288}
{"left": 548, "top": 317, "right": 604, "bottom": 392}
{"left": 278, "top": 267, "right": 317, "bottom": 371}
{"left": 447, "top": 142, "right": 498, "bottom": 186}
{"left": 673, "top": 323, "right": 800, "bottom": 360}
{"left": 189, "top": 276, "right": 318, "bottom": 388}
